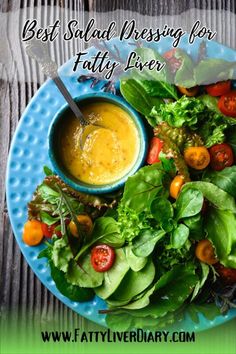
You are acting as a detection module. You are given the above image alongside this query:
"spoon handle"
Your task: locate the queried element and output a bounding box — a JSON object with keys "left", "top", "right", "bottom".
{"left": 25, "top": 39, "right": 86, "bottom": 125}
{"left": 53, "top": 76, "right": 86, "bottom": 124}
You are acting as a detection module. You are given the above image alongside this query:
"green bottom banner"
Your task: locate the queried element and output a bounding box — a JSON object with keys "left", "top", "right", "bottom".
{"left": 0, "top": 312, "right": 236, "bottom": 354}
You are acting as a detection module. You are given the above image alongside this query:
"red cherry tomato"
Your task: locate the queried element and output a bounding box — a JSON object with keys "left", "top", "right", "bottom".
{"left": 41, "top": 222, "right": 62, "bottom": 238}
{"left": 206, "top": 80, "right": 231, "bottom": 96}
{"left": 163, "top": 49, "right": 182, "bottom": 74}
{"left": 91, "top": 244, "right": 115, "bottom": 272}
{"left": 209, "top": 143, "right": 234, "bottom": 171}
{"left": 147, "top": 137, "right": 163, "bottom": 164}
{"left": 214, "top": 263, "right": 236, "bottom": 284}
{"left": 218, "top": 91, "right": 236, "bottom": 117}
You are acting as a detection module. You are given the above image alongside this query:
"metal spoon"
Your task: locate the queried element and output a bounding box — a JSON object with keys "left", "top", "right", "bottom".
{"left": 25, "top": 39, "right": 87, "bottom": 126}
{"left": 25, "top": 39, "right": 107, "bottom": 150}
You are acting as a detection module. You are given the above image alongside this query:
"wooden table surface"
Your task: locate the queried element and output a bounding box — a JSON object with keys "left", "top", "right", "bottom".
{"left": 1, "top": 0, "right": 236, "bottom": 332}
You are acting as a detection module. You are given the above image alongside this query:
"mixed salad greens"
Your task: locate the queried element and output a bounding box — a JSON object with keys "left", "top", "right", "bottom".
{"left": 22, "top": 44, "right": 236, "bottom": 330}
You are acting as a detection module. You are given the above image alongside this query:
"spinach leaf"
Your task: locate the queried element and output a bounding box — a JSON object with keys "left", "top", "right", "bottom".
{"left": 171, "top": 224, "right": 189, "bottom": 249}
{"left": 194, "top": 59, "right": 236, "bottom": 85}
{"left": 182, "top": 181, "right": 236, "bottom": 213}
{"left": 117, "top": 264, "right": 198, "bottom": 319}
{"left": 119, "top": 284, "right": 156, "bottom": 310}
{"left": 66, "top": 256, "right": 104, "bottom": 288}
{"left": 183, "top": 213, "right": 203, "bottom": 240}
{"left": 203, "top": 166, "right": 236, "bottom": 198}
{"left": 75, "top": 217, "right": 124, "bottom": 260}
{"left": 132, "top": 229, "right": 166, "bottom": 257}
{"left": 174, "top": 49, "right": 196, "bottom": 88}
{"left": 125, "top": 246, "right": 147, "bottom": 271}
{"left": 110, "top": 259, "right": 155, "bottom": 303}
{"left": 121, "top": 164, "right": 167, "bottom": 212}
{"left": 205, "top": 208, "right": 236, "bottom": 268}
{"left": 49, "top": 261, "right": 94, "bottom": 302}
{"left": 150, "top": 197, "right": 174, "bottom": 232}
{"left": 175, "top": 188, "right": 204, "bottom": 220}
{"left": 95, "top": 248, "right": 129, "bottom": 299}
{"left": 120, "top": 79, "right": 163, "bottom": 119}
{"left": 137, "top": 79, "right": 178, "bottom": 100}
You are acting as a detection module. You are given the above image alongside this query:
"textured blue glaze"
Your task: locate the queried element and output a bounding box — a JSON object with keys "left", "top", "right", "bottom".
{"left": 48, "top": 92, "right": 148, "bottom": 194}
{"left": 6, "top": 36, "right": 236, "bottom": 331}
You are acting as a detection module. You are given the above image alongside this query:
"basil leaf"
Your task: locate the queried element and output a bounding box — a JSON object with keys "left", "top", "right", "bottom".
{"left": 175, "top": 188, "right": 204, "bottom": 220}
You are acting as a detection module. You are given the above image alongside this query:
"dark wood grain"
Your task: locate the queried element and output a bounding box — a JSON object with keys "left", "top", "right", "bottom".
{"left": 1, "top": 0, "right": 236, "bottom": 335}
{"left": 0, "top": 0, "right": 104, "bottom": 332}
{"left": 88, "top": 0, "right": 236, "bottom": 14}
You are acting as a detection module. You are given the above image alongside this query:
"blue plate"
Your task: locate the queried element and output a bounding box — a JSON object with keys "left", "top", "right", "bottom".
{"left": 6, "top": 36, "right": 236, "bottom": 331}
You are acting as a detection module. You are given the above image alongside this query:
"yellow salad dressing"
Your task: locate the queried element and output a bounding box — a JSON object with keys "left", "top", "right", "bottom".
{"left": 59, "top": 102, "right": 140, "bottom": 185}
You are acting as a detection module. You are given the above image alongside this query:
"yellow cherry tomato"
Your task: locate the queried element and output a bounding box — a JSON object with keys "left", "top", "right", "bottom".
{"left": 69, "top": 214, "right": 93, "bottom": 237}
{"left": 177, "top": 86, "right": 199, "bottom": 96}
{"left": 22, "top": 220, "right": 44, "bottom": 246}
{"left": 169, "top": 175, "right": 185, "bottom": 199}
{"left": 195, "top": 239, "right": 218, "bottom": 265}
{"left": 184, "top": 146, "right": 210, "bottom": 170}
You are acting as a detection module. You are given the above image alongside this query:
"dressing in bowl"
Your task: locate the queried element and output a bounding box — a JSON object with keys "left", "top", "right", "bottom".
{"left": 49, "top": 93, "right": 147, "bottom": 194}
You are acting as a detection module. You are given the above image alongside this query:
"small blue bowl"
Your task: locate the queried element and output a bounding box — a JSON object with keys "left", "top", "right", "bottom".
{"left": 48, "top": 92, "right": 148, "bottom": 194}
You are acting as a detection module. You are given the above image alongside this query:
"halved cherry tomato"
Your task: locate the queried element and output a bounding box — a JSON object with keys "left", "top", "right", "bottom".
{"left": 177, "top": 86, "right": 199, "bottom": 96}
{"left": 214, "top": 263, "right": 236, "bottom": 284}
{"left": 91, "top": 244, "right": 115, "bottom": 272}
{"left": 23, "top": 220, "right": 44, "bottom": 246}
{"left": 184, "top": 146, "right": 210, "bottom": 170}
{"left": 195, "top": 239, "right": 218, "bottom": 265}
{"left": 163, "top": 49, "right": 182, "bottom": 74}
{"left": 169, "top": 175, "right": 185, "bottom": 199}
{"left": 209, "top": 143, "right": 234, "bottom": 171}
{"left": 206, "top": 80, "right": 231, "bottom": 96}
{"left": 69, "top": 214, "right": 93, "bottom": 237}
{"left": 218, "top": 91, "right": 236, "bottom": 117}
{"left": 146, "top": 137, "right": 163, "bottom": 164}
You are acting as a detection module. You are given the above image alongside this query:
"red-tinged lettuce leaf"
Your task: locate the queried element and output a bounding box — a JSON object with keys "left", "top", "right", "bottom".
{"left": 28, "top": 175, "right": 117, "bottom": 219}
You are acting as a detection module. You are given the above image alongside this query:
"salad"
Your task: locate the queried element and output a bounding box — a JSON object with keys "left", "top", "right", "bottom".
{"left": 22, "top": 45, "right": 236, "bottom": 330}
